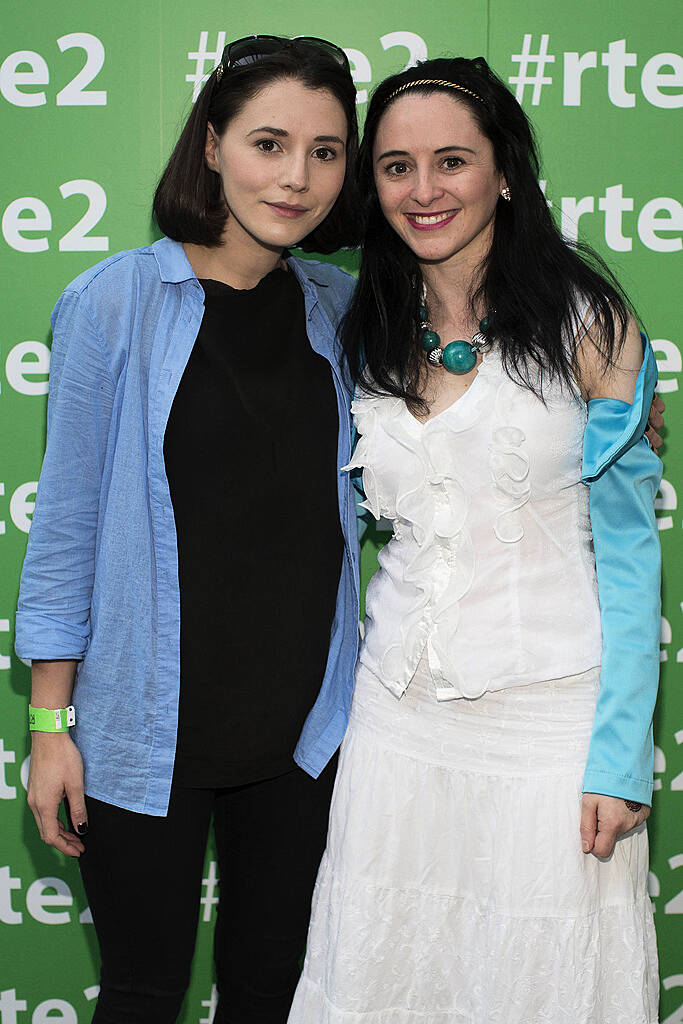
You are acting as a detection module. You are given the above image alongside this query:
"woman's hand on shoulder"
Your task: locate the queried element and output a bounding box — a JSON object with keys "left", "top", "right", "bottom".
{"left": 580, "top": 792, "right": 649, "bottom": 858}
{"left": 27, "top": 732, "right": 86, "bottom": 857}
{"left": 646, "top": 394, "right": 665, "bottom": 453}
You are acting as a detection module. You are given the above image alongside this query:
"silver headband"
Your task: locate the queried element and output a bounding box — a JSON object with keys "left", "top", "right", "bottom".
{"left": 385, "top": 79, "right": 486, "bottom": 107}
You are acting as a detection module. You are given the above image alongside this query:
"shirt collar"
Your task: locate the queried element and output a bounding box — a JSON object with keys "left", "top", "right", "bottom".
{"left": 286, "top": 254, "right": 330, "bottom": 292}
{"left": 152, "top": 237, "right": 330, "bottom": 295}
{"left": 152, "top": 237, "right": 198, "bottom": 284}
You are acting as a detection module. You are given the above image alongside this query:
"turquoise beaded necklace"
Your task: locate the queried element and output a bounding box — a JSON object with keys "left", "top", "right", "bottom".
{"left": 419, "top": 285, "right": 491, "bottom": 375}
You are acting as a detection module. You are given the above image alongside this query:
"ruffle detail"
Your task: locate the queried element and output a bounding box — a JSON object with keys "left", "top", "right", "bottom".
{"left": 345, "top": 347, "right": 603, "bottom": 706}
{"left": 488, "top": 424, "right": 531, "bottom": 543}
{"left": 484, "top": 359, "right": 531, "bottom": 543}
{"left": 345, "top": 383, "right": 487, "bottom": 697}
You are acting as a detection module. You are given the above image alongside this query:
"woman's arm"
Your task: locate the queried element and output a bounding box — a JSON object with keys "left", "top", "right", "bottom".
{"left": 28, "top": 660, "right": 86, "bottom": 857}
{"left": 576, "top": 318, "right": 662, "bottom": 857}
{"left": 17, "top": 285, "right": 116, "bottom": 854}
{"left": 16, "top": 288, "right": 116, "bottom": 660}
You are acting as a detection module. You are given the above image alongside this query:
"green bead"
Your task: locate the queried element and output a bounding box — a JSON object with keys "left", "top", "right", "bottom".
{"left": 479, "top": 315, "right": 489, "bottom": 333}
{"left": 442, "top": 341, "right": 476, "bottom": 374}
{"left": 418, "top": 304, "right": 428, "bottom": 321}
{"left": 421, "top": 329, "right": 441, "bottom": 352}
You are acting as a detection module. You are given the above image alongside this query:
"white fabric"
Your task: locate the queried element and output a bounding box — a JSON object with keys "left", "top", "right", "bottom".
{"left": 289, "top": 659, "right": 659, "bottom": 1024}
{"left": 345, "top": 348, "right": 603, "bottom": 701}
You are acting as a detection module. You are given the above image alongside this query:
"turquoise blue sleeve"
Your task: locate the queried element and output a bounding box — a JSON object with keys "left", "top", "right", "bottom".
{"left": 581, "top": 335, "right": 662, "bottom": 805}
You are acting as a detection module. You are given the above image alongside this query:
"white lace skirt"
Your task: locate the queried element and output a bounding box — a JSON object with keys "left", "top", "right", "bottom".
{"left": 289, "top": 659, "right": 659, "bottom": 1024}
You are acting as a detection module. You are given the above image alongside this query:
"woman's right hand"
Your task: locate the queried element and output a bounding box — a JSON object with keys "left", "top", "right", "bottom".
{"left": 646, "top": 394, "right": 665, "bottom": 452}
{"left": 27, "top": 732, "right": 87, "bottom": 857}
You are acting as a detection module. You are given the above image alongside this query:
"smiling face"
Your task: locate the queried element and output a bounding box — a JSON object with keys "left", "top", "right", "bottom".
{"left": 205, "top": 77, "right": 348, "bottom": 257}
{"left": 373, "top": 91, "right": 505, "bottom": 270}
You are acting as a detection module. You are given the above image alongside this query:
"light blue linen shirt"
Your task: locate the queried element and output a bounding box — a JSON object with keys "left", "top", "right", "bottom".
{"left": 15, "top": 237, "right": 360, "bottom": 815}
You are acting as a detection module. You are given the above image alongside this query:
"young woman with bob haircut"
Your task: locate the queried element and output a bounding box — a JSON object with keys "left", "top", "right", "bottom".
{"left": 17, "top": 36, "right": 361, "bottom": 1024}
{"left": 290, "top": 56, "right": 662, "bottom": 1023}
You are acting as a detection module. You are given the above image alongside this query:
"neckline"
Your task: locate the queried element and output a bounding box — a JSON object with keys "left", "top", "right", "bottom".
{"left": 403, "top": 350, "right": 489, "bottom": 430}
{"left": 198, "top": 264, "right": 288, "bottom": 295}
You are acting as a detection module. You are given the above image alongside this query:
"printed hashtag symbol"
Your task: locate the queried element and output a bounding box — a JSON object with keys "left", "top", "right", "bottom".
{"left": 200, "top": 983, "right": 219, "bottom": 1024}
{"left": 200, "top": 860, "right": 220, "bottom": 921}
{"left": 186, "top": 31, "right": 227, "bottom": 102}
{"left": 509, "top": 34, "right": 555, "bottom": 105}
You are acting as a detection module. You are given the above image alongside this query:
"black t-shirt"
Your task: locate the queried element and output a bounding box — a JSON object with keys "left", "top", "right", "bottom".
{"left": 163, "top": 268, "right": 344, "bottom": 786}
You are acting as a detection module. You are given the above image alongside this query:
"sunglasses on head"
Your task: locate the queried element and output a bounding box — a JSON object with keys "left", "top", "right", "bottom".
{"left": 215, "top": 35, "right": 350, "bottom": 82}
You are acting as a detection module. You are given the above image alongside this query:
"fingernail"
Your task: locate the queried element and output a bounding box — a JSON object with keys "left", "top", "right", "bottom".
{"left": 582, "top": 840, "right": 590, "bottom": 852}
{"left": 76, "top": 822, "right": 88, "bottom": 836}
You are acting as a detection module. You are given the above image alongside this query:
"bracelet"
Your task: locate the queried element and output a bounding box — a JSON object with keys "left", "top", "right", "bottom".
{"left": 28, "top": 705, "right": 76, "bottom": 732}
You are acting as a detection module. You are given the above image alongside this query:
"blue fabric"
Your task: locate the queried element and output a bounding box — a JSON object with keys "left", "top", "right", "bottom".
{"left": 581, "top": 335, "right": 662, "bottom": 804}
{"left": 15, "top": 237, "right": 359, "bottom": 815}
{"left": 582, "top": 332, "right": 658, "bottom": 481}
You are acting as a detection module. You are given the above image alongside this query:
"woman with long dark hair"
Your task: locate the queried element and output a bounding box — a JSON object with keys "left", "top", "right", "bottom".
{"left": 16, "top": 36, "right": 361, "bottom": 1023}
{"left": 290, "top": 56, "right": 661, "bottom": 1023}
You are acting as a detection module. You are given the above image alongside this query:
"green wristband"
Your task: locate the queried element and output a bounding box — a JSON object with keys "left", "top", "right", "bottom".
{"left": 28, "top": 705, "right": 76, "bottom": 732}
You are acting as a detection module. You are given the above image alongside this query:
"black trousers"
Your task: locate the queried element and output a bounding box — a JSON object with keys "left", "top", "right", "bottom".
{"left": 77, "top": 760, "right": 336, "bottom": 1024}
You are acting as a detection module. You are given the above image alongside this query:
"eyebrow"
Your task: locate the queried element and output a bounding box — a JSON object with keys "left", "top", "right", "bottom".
{"left": 247, "top": 126, "right": 345, "bottom": 145}
{"left": 376, "top": 144, "right": 476, "bottom": 161}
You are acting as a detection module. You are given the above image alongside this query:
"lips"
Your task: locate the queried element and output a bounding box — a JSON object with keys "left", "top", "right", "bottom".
{"left": 404, "top": 209, "right": 459, "bottom": 231}
{"left": 265, "top": 202, "right": 309, "bottom": 219}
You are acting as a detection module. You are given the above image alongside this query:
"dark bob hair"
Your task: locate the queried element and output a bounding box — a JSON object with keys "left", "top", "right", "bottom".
{"left": 343, "top": 56, "right": 633, "bottom": 407}
{"left": 154, "top": 41, "right": 360, "bottom": 253}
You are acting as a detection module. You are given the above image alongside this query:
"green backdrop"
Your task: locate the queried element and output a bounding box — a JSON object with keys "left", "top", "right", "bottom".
{"left": 1, "top": 1, "right": 681, "bottom": 1020}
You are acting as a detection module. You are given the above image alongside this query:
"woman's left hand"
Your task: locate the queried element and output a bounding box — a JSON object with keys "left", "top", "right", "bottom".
{"left": 580, "top": 793, "right": 650, "bottom": 858}
{"left": 646, "top": 395, "right": 665, "bottom": 452}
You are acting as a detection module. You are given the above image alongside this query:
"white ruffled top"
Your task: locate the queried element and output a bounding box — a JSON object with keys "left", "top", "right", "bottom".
{"left": 346, "top": 347, "right": 603, "bottom": 701}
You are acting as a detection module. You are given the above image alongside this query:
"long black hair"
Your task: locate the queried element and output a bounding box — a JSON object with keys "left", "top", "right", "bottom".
{"left": 154, "top": 41, "right": 360, "bottom": 253}
{"left": 342, "top": 56, "right": 633, "bottom": 407}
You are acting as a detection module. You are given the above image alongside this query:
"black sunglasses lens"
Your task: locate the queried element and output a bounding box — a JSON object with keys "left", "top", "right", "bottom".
{"left": 296, "top": 37, "right": 349, "bottom": 67}
{"left": 227, "top": 37, "right": 286, "bottom": 67}
{"left": 225, "top": 35, "right": 348, "bottom": 71}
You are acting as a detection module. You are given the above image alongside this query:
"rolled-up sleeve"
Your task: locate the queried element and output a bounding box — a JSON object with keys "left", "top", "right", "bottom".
{"left": 15, "top": 288, "right": 116, "bottom": 661}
